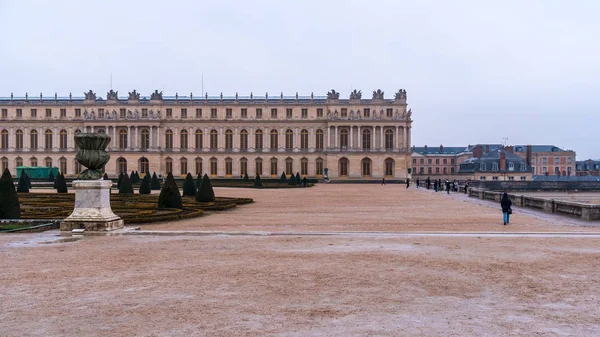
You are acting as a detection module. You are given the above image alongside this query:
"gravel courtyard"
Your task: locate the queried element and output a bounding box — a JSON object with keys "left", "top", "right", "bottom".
{"left": 1, "top": 184, "right": 599, "bottom": 336}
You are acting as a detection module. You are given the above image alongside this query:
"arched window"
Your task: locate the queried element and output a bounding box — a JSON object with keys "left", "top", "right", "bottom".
{"left": 285, "top": 157, "right": 293, "bottom": 176}
{"left": 195, "top": 129, "right": 203, "bottom": 150}
{"left": 15, "top": 157, "right": 23, "bottom": 168}
{"left": 15, "top": 130, "right": 23, "bottom": 150}
{"left": 59, "top": 157, "right": 67, "bottom": 174}
{"left": 225, "top": 157, "right": 233, "bottom": 176}
{"left": 301, "top": 157, "right": 308, "bottom": 176}
{"left": 210, "top": 157, "right": 217, "bottom": 176}
{"left": 165, "top": 157, "right": 173, "bottom": 174}
{"left": 119, "top": 129, "right": 128, "bottom": 150}
{"left": 74, "top": 159, "right": 81, "bottom": 174}
{"left": 59, "top": 130, "right": 68, "bottom": 150}
{"left": 362, "top": 129, "right": 371, "bottom": 150}
{"left": 210, "top": 129, "right": 218, "bottom": 149}
{"left": 270, "top": 157, "right": 278, "bottom": 177}
{"left": 165, "top": 130, "right": 173, "bottom": 150}
{"left": 384, "top": 158, "right": 394, "bottom": 177}
{"left": 240, "top": 129, "right": 248, "bottom": 151}
{"left": 300, "top": 129, "right": 308, "bottom": 150}
{"left": 139, "top": 157, "right": 149, "bottom": 175}
{"left": 316, "top": 129, "right": 324, "bottom": 151}
{"left": 30, "top": 130, "right": 38, "bottom": 150}
{"left": 339, "top": 158, "right": 349, "bottom": 177}
{"left": 361, "top": 158, "right": 372, "bottom": 177}
{"left": 45, "top": 129, "right": 53, "bottom": 150}
{"left": 340, "top": 129, "right": 348, "bottom": 149}
{"left": 315, "top": 157, "right": 324, "bottom": 176}
{"left": 140, "top": 129, "right": 150, "bottom": 150}
{"left": 1, "top": 157, "right": 8, "bottom": 173}
{"left": 180, "top": 157, "right": 188, "bottom": 175}
{"left": 385, "top": 129, "right": 393, "bottom": 150}
{"left": 117, "top": 157, "right": 127, "bottom": 174}
{"left": 44, "top": 157, "right": 52, "bottom": 168}
{"left": 225, "top": 129, "right": 233, "bottom": 150}
{"left": 180, "top": 130, "right": 188, "bottom": 150}
{"left": 30, "top": 157, "right": 38, "bottom": 167}
{"left": 0, "top": 130, "right": 8, "bottom": 149}
{"left": 255, "top": 129, "right": 263, "bottom": 150}
{"left": 240, "top": 157, "right": 248, "bottom": 176}
{"left": 270, "top": 129, "right": 278, "bottom": 150}
{"left": 285, "top": 129, "right": 293, "bottom": 150}
{"left": 195, "top": 157, "right": 202, "bottom": 175}
{"left": 255, "top": 157, "right": 263, "bottom": 176}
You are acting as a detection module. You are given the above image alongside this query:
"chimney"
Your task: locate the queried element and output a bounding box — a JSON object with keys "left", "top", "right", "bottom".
{"left": 504, "top": 146, "right": 513, "bottom": 153}
{"left": 485, "top": 145, "right": 490, "bottom": 153}
{"left": 424, "top": 145, "right": 428, "bottom": 152}
{"left": 473, "top": 145, "right": 483, "bottom": 158}
{"left": 500, "top": 151, "right": 506, "bottom": 171}
{"left": 526, "top": 145, "right": 532, "bottom": 166}
{"left": 440, "top": 144, "right": 444, "bottom": 153}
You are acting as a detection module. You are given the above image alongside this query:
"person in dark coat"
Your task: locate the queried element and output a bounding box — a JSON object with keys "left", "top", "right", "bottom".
{"left": 381, "top": 177, "right": 386, "bottom": 185}
{"left": 426, "top": 177, "right": 431, "bottom": 190}
{"left": 433, "top": 180, "right": 438, "bottom": 192}
{"left": 416, "top": 179, "right": 420, "bottom": 188}
{"left": 446, "top": 180, "right": 450, "bottom": 194}
{"left": 501, "top": 192, "right": 512, "bottom": 225}
{"left": 406, "top": 178, "right": 410, "bottom": 189}
{"left": 464, "top": 181, "right": 469, "bottom": 194}
{"left": 302, "top": 177, "right": 307, "bottom": 187}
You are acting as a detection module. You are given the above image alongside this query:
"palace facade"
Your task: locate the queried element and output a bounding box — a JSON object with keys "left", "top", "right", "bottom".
{"left": 0, "top": 89, "right": 413, "bottom": 179}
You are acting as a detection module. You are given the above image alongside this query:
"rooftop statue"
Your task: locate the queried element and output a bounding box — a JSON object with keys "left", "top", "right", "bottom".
{"left": 349, "top": 89, "right": 362, "bottom": 99}
{"left": 395, "top": 89, "right": 407, "bottom": 100}
{"left": 327, "top": 89, "right": 340, "bottom": 99}
{"left": 150, "top": 90, "right": 163, "bottom": 100}
{"left": 106, "top": 89, "right": 118, "bottom": 100}
{"left": 128, "top": 89, "right": 140, "bottom": 100}
{"left": 84, "top": 90, "right": 97, "bottom": 100}
{"left": 372, "top": 89, "right": 384, "bottom": 100}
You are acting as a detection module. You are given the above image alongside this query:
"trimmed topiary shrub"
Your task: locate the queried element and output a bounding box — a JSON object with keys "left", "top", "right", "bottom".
{"left": 254, "top": 174, "right": 263, "bottom": 188}
{"left": 117, "top": 173, "right": 123, "bottom": 189}
{"left": 48, "top": 170, "right": 55, "bottom": 182}
{"left": 295, "top": 172, "right": 301, "bottom": 185}
{"left": 280, "top": 172, "right": 287, "bottom": 181}
{"left": 119, "top": 173, "right": 134, "bottom": 194}
{"left": 135, "top": 171, "right": 140, "bottom": 183}
{"left": 195, "top": 174, "right": 215, "bottom": 202}
{"left": 55, "top": 173, "right": 68, "bottom": 193}
{"left": 24, "top": 171, "right": 32, "bottom": 188}
{"left": 150, "top": 172, "right": 161, "bottom": 190}
{"left": 139, "top": 173, "right": 151, "bottom": 195}
{"left": 17, "top": 172, "right": 30, "bottom": 193}
{"left": 182, "top": 173, "right": 197, "bottom": 197}
{"left": 103, "top": 173, "right": 109, "bottom": 180}
{"left": 158, "top": 173, "right": 183, "bottom": 209}
{"left": 130, "top": 171, "right": 138, "bottom": 184}
{"left": 0, "top": 168, "right": 20, "bottom": 219}
{"left": 196, "top": 173, "right": 202, "bottom": 188}
{"left": 243, "top": 172, "right": 249, "bottom": 181}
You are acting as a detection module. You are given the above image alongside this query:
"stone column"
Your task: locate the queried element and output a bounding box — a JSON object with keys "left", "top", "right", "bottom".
{"left": 219, "top": 127, "right": 224, "bottom": 151}
{"left": 127, "top": 126, "right": 131, "bottom": 150}
{"left": 403, "top": 127, "right": 408, "bottom": 149}
{"left": 372, "top": 126, "right": 376, "bottom": 150}
{"left": 112, "top": 126, "right": 117, "bottom": 150}
{"left": 135, "top": 126, "right": 139, "bottom": 150}
{"left": 380, "top": 126, "right": 384, "bottom": 149}
{"left": 349, "top": 126, "right": 353, "bottom": 149}
{"left": 395, "top": 126, "right": 399, "bottom": 150}
{"left": 156, "top": 126, "right": 160, "bottom": 149}
{"left": 53, "top": 127, "right": 58, "bottom": 151}
{"left": 174, "top": 127, "right": 180, "bottom": 151}
{"left": 334, "top": 126, "right": 338, "bottom": 148}
{"left": 357, "top": 126, "right": 361, "bottom": 150}
{"left": 233, "top": 127, "right": 239, "bottom": 151}
{"left": 249, "top": 127, "right": 254, "bottom": 151}
{"left": 309, "top": 127, "right": 314, "bottom": 150}
{"left": 90, "top": 126, "right": 94, "bottom": 133}
{"left": 294, "top": 127, "right": 299, "bottom": 151}
{"left": 204, "top": 127, "right": 208, "bottom": 151}
{"left": 327, "top": 127, "right": 330, "bottom": 149}
{"left": 149, "top": 126, "right": 153, "bottom": 150}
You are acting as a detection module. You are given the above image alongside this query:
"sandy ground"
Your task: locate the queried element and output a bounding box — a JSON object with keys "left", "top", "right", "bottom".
{"left": 2, "top": 185, "right": 600, "bottom": 336}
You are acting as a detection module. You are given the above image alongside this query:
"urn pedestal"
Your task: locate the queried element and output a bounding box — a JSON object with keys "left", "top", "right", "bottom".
{"left": 60, "top": 180, "right": 123, "bottom": 235}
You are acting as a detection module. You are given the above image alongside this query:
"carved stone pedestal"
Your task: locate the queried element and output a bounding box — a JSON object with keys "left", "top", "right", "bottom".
{"left": 60, "top": 180, "right": 123, "bottom": 235}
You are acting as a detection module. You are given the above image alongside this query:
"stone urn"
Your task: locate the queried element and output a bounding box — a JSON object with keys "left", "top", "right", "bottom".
{"left": 61, "top": 133, "right": 123, "bottom": 235}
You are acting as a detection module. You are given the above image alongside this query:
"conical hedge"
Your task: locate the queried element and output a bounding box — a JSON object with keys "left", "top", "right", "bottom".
{"left": 150, "top": 172, "right": 161, "bottom": 190}
{"left": 158, "top": 173, "right": 182, "bottom": 209}
{"left": 130, "top": 171, "right": 138, "bottom": 184}
{"left": 288, "top": 173, "right": 296, "bottom": 185}
{"left": 119, "top": 173, "right": 134, "bottom": 194}
{"left": 117, "top": 173, "right": 123, "bottom": 189}
{"left": 196, "top": 173, "right": 202, "bottom": 188}
{"left": 48, "top": 170, "right": 55, "bottom": 182}
{"left": 55, "top": 173, "right": 68, "bottom": 193}
{"left": 24, "top": 171, "right": 32, "bottom": 188}
{"left": 17, "top": 172, "right": 30, "bottom": 193}
{"left": 243, "top": 172, "right": 249, "bottom": 181}
{"left": 280, "top": 172, "right": 286, "bottom": 181}
{"left": 295, "top": 172, "right": 301, "bottom": 185}
{"left": 195, "top": 173, "right": 215, "bottom": 202}
{"left": 0, "top": 168, "right": 20, "bottom": 219}
{"left": 103, "top": 173, "right": 109, "bottom": 180}
{"left": 139, "top": 173, "right": 151, "bottom": 195}
{"left": 135, "top": 171, "right": 140, "bottom": 183}
{"left": 182, "top": 173, "right": 197, "bottom": 197}
{"left": 254, "top": 174, "right": 263, "bottom": 188}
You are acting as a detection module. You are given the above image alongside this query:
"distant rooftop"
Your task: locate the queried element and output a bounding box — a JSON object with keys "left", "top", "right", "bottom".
{"left": 411, "top": 146, "right": 468, "bottom": 155}
{"left": 513, "top": 145, "right": 567, "bottom": 152}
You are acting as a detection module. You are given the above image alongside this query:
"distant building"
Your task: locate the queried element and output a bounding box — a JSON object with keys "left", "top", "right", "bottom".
{"left": 411, "top": 144, "right": 502, "bottom": 179}
{"left": 509, "top": 145, "right": 576, "bottom": 176}
{"left": 459, "top": 148, "right": 533, "bottom": 181}
{"left": 576, "top": 159, "right": 600, "bottom": 176}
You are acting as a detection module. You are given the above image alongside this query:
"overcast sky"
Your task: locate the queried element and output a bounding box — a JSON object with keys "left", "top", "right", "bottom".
{"left": 1, "top": 0, "right": 598, "bottom": 159}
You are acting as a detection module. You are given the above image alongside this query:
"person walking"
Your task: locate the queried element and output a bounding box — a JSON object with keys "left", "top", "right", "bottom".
{"left": 446, "top": 180, "right": 450, "bottom": 194}
{"left": 501, "top": 192, "right": 512, "bottom": 225}
{"left": 464, "top": 181, "right": 469, "bottom": 194}
{"left": 381, "top": 177, "right": 386, "bottom": 185}
{"left": 406, "top": 178, "right": 410, "bottom": 189}
{"left": 426, "top": 177, "right": 431, "bottom": 190}
{"left": 434, "top": 180, "right": 438, "bottom": 192}
{"left": 416, "top": 178, "right": 420, "bottom": 188}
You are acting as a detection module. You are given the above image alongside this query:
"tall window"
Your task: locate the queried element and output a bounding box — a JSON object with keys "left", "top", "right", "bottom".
{"left": 195, "top": 129, "right": 203, "bottom": 150}
{"left": 0, "top": 130, "right": 8, "bottom": 149}
{"left": 317, "top": 108, "right": 323, "bottom": 118}
{"left": 181, "top": 108, "right": 187, "bottom": 119}
{"left": 16, "top": 157, "right": 23, "bottom": 168}
{"left": 362, "top": 130, "right": 371, "bottom": 150}
{"left": 256, "top": 108, "right": 262, "bottom": 119}
{"left": 271, "top": 108, "right": 277, "bottom": 119}
{"left": 30, "top": 130, "right": 38, "bottom": 150}
{"left": 339, "top": 158, "right": 349, "bottom": 177}
{"left": 117, "top": 158, "right": 127, "bottom": 174}
{"left": 119, "top": 129, "right": 127, "bottom": 150}
{"left": 255, "top": 158, "right": 263, "bottom": 176}
{"left": 60, "top": 109, "right": 66, "bottom": 118}
{"left": 301, "top": 158, "right": 308, "bottom": 176}
{"left": 300, "top": 129, "right": 308, "bottom": 150}
{"left": 45, "top": 129, "right": 53, "bottom": 150}
{"left": 195, "top": 108, "right": 202, "bottom": 118}
{"left": 180, "top": 130, "right": 188, "bottom": 150}
{"left": 30, "top": 157, "right": 38, "bottom": 167}
{"left": 285, "top": 129, "right": 293, "bottom": 150}
{"left": 141, "top": 129, "right": 150, "bottom": 150}
{"left": 31, "top": 109, "right": 37, "bottom": 118}
{"left": 225, "top": 158, "right": 232, "bottom": 176}
{"left": 59, "top": 130, "right": 67, "bottom": 150}
{"left": 165, "top": 130, "right": 173, "bottom": 150}
{"left": 270, "top": 158, "right": 278, "bottom": 177}
{"left": 301, "top": 109, "right": 308, "bottom": 119}
{"left": 210, "top": 129, "right": 218, "bottom": 149}
{"left": 361, "top": 158, "right": 372, "bottom": 177}
{"left": 364, "top": 108, "right": 370, "bottom": 117}
{"left": 74, "top": 160, "right": 81, "bottom": 174}
{"left": 316, "top": 158, "right": 324, "bottom": 176}
{"left": 285, "top": 158, "right": 293, "bottom": 175}
{"left": 240, "top": 158, "right": 248, "bottom": 176}
{"left": 270, "top": 129, "right": 278, "bottom": 150}
{"left": 316, "top": 129, "right": 323, "bottom": 150}
{"left": 226, "top": 109, "right": 232, "bottom": 119}
{"left": 180, "top": 158, "right": 188, "bottom": 175}
{"left": 44, "top": 157, "right": 52, "bottom": 168}
{"left": 195, "top": 157, "right": 202, "bottom": 175}
{"left": 211, "top": 109, "right": 217, "bottom": 118}
{"left": 225, "top": 129, "right": 233, "bottom": 150}
{"left": 165, "top": 158, "right": 173, "bottom": 174}
{"left": 286, "top": 108, "right": 292, "bottom": 119}
{"left": 210, "top": 157, "right": 217, "bottom": 176}
{"left": 1, "top": 157, "right": 8, "bottom": 172}
{"left": 16, "top": 109, "right": 23, "bottom": 118}
{"left": 385, "top": 129, "right": 393, "bottom": 150}
{"left": 255, "top": 130, "right": 263, "bottom": 150}
{"left": 139, "top": 157, "right": 149, "bottom": 175}
{"left": 15, "top": 130, "right": 23, "bottom": 150}
{"left": 241, "top": 108, "right": 247, "bottom": 118}
{"left": 385, "top": 158, "right": 394, "bottom": 177}
{"left": 240, "top": 129, "right": 248, "bottom": 151}
{"left": 386, "top": 108, "right": 393, "bottom": 118}
{"left": 340, "top": 129, "right": 348, "bottom": 149}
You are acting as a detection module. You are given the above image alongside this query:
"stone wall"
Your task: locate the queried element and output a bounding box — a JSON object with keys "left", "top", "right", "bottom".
{"left": 471, "top": 180, "right": 600, "bottom": 191}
